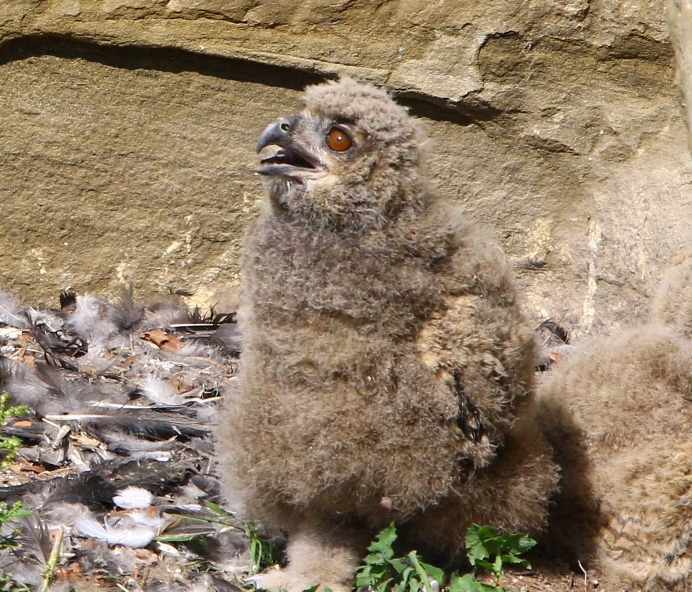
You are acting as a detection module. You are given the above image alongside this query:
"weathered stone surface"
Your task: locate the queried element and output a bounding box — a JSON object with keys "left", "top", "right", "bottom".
{"left": 0, "top": 0, "right": 689, "bottom": 338}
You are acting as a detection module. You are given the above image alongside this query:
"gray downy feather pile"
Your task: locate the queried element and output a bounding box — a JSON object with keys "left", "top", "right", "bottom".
{"left": 218, "top": 77, "right": 559, "bottom": 592}
{"left": 0, "top": 286, "right": 248, "bottom": 590}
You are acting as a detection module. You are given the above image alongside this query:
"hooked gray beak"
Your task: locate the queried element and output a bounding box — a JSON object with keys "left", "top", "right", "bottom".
{"left": 256, "top": 116, "right": 300, "bottom": 153}
{"left": 255, "top": 115, "right": 322, "bottom": 177}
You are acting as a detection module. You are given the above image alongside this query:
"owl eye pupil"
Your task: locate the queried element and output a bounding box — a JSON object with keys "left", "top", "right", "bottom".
{"left": 327, "top": 127, "right": 352, "bottom": 152}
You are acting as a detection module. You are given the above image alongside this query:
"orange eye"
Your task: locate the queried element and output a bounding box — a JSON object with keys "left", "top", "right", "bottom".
{"left": 327, "top": 127, "right": 352, "bottom": 152}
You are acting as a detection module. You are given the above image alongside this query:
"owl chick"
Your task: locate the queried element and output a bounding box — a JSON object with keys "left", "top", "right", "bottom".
{"left": 219, "top": 78, "right": 558, "bottom": 592}
{"left": 538, "top": 254, "right": 692, "bottom": 591}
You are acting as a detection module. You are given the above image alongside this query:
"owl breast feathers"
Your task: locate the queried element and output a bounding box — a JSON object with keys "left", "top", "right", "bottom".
{"left": 217, "top": 77, "right": 558, "bottom": 592}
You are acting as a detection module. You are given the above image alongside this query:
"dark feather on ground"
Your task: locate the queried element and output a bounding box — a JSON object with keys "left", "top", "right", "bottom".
{"left": 0, "top": 286, "right": 244, "bottom": 590}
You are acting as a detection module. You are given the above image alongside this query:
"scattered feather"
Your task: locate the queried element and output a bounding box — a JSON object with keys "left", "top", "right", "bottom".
{"left": 156, "top": 541, "right": 180, "bottom": 557}
{"left": 109, "top": 285, "right": 145, "bottom": 331}
{"left": 67, "top": 293, "right": 117, "bottom": 341}
{"left": 0, "top": 285, "right": 240, "bottom": 588}
{"left": 0, "top": 558, "right": 44, "bottom": 587}
{"left": 113, "top": 486, "right": 154, "bottom": 510}
{"left": 74, "top": 511, "right": 157, "bottom": 548}
{"left": 125, "top": 509, "right": 166, "bottom": 530}
{"left": 137, "top": 375, "right": 182, "bottom": 405}
{"left": 0, "top": 325, "right": 24, "bottom": 339}
{"left": 13, "top": 513, "right": 52, "bottom": 563}
{"left": 0, "top": 288, "right": 27, "bottom": 327}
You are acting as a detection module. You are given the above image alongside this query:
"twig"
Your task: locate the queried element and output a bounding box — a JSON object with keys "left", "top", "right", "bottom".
{"left": 38, "top": 527, "right": 64, "bottom": 592}
{"left": 7, "top": 343, "right": 28, "bottom": 373}
{"left": 577, "top": 560, "right": 588, "bottom": 592}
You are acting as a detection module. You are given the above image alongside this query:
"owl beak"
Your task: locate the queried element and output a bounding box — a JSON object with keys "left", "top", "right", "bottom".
{"left": 256, "top": 116, "right": 300, "bottom": 153}
{"left": 256, "top": 116, "right": 322, "bottom": 177}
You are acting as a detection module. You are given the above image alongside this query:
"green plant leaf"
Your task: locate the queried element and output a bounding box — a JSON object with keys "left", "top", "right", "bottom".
{"left": 474, "top": 560, "right": 494, "bottom": 573}
{"left": 355, "top": 523, "right": 534, "bottom": 592}
{"left": 464, "top": 523, "right": 536, "bottom": 583}
{"left": 498, "top": 533, "right": 536, "bottom": 555}
{"left": 155, "top": 533, "right": 206, "bottom": 543}
{"left": 202, "top": 499, "right": 237, "bottom": 518}
{"left": 419, "top": 560, "right": 444, "bottom": 585}
{"left": 389, "top": 557, "right": 408, "bottom": 573}
{"left": 367, "top": 522, "right": 398, "bottom": 559}
{"left": 449, "top": 573, "right": 487, "bottom": 592}
{"left": 500, "top": 554, "right": 531, "bottom": 569}
{"left": 465, "top": 524, "right": 493, "bottom": 564}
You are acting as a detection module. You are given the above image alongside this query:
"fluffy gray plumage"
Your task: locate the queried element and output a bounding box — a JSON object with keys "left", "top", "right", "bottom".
{"left": 219, "top": 78, "right": 558, "bottom": 592}
{"left": 538, "top": 252, "right": 692, "bottom": 591}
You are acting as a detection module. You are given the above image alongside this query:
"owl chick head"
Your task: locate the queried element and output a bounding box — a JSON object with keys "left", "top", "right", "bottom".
{"left": 256, "top": 77, "right": 428, "bottom": 231}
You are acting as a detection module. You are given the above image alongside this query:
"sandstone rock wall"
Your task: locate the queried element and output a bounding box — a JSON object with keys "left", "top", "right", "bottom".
{"left": 0, "top": 0, "right": 688, "bottom": 336}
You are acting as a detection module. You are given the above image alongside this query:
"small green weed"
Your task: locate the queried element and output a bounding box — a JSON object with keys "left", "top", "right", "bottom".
{"left": 355, "top": 523, "right": 535, "bottom": 592}
{"left": 0, "top": 393, "right": 33, "bottom": 591}
{"left": 0, "top": 391, "right": 28, "bottom": 469}
{"left": 159, "top": 499, "right": 275, "bottom": 576}
{"left": 0, "top": 393, "right": 40, "bottom": 591}
{"left": 0, "top": 500, "right": 33, "bottom": 592}
{"left": 448, "top": 524, "right": 536, "bottom": 592}
{"left": 354, "top": 523, "right": 444, "bottom": 592}
{"left": 0, "top": 500, "right": 33, "bottom": 550}
{"left": 203, "top": 500, "right": 275, "bottom": 575}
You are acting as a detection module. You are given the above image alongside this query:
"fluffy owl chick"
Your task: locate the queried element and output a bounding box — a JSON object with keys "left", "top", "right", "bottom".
{"left": 651, "top": 248, "right": 692, "bottom": 337}
{"left": 538, "top": 258, "right": 692, "bottom": 591}
{"left": 219, "top": 78, "right": 558, "bottom": 592}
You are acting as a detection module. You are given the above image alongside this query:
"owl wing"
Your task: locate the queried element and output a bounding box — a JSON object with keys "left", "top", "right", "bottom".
{"left": 416, "top": 249, "right": 537, "bottom": 467}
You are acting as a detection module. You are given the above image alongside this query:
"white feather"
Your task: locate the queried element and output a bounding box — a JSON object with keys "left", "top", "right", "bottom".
{"left": 73, "top": 513, "right": 108, "bottom": 539}
{"left": 102, "top": 523, "right": 157, "bottom": 548}
{"left": 129, "top": 450, "right": 173, "bottom": 462}
{"left": 0, "top": 288, "right": 26, "bottom": 327}
{"left": 95, "top": 430, "right": 177, "bottom": 453}
{"left": 67, "top": 294, "right": 118, "bottom": 341}
{"left": 156, "top": 541, "right": 180, "bottom": 557}
{"left": 6, "top": 363, "right": 51, "bottom": 408}
{"left": 196, "top": 405, "right": 217, "bottom": 423}
{"left": 137, "top": 375, "right": 181, "bottom": 405}
{"left": 176, "top": 341, "right": 225, "bottom": 362}
{"left": 0, "top": 326, "right": 24, "bottom": 339}
{"left": 140, "top": 301, "right": 189, "bottom": 330}
{"left": 45, "top": 502, "right": 91, "bottom": 526}
{"left": 74, "top": 512, "right": 156, "bottom": 548}
{"left": 125, "top": 510, "right": 165, "bottom": 530}
{"left": 113, "top": 486, "right": 154, "bottom": 510}
{"left": 179, "top": 482, "right": 207, "bottom": 502}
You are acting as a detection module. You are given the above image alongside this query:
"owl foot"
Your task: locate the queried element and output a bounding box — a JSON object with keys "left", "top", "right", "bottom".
{"left": 255, "top": 521, "right": 366, "bottom": 592}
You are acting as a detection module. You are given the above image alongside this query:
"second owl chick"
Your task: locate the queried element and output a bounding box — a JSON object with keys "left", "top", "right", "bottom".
{"left": 539, "top": 253, "right": 692, "bottom": 591}
{"left": 219, "top": 78, "right": 559, "bottom": 592}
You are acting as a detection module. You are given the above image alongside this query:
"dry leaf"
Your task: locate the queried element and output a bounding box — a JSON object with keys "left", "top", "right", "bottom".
{"left": 170, "top": 377, "right": 194, "bottom": 393}
{"left": 139, "top": 330, "right": 181, "bottom": 353}
{"left": 133, "top": 547, "right": 159, "bottom": 566}
{"left": 71, "top": 433, "right": 102, "bottom": 447}
{"left": 17, "top": 463, "right": 47, "bottom": 474}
